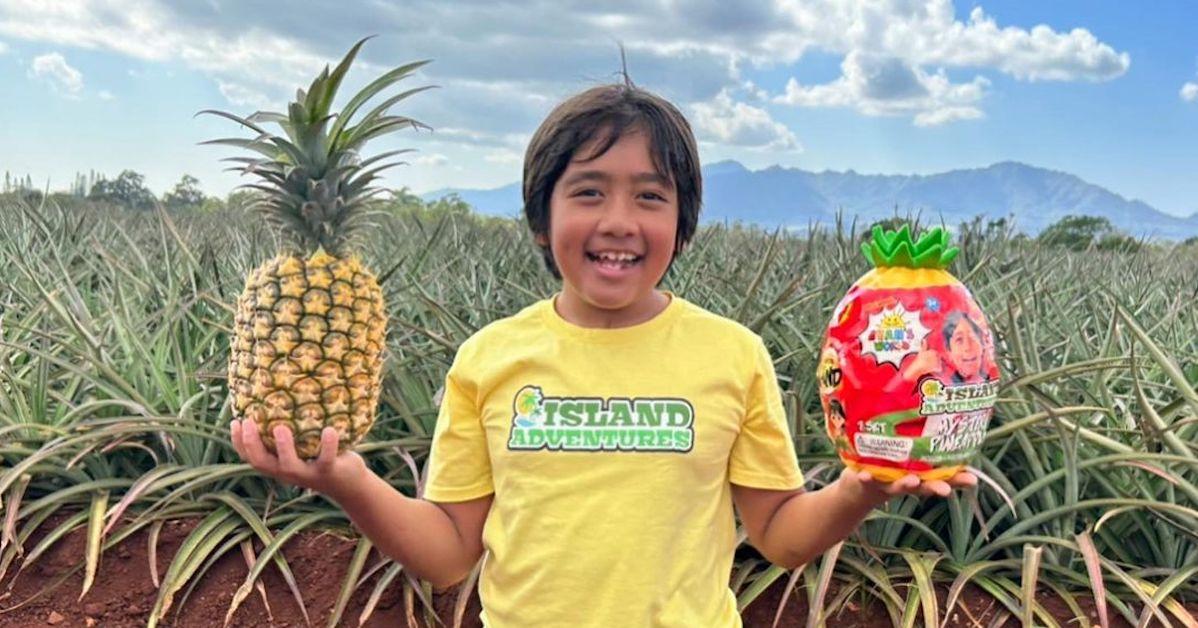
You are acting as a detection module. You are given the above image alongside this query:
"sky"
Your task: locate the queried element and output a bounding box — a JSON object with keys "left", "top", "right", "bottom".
{"left": 1, "top": 0, "right": 1196, "bottom": 217}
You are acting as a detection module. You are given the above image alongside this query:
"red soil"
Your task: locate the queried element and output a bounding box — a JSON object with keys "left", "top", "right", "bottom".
{"left": 1, "top": 516, "right": 1192, "bottom": 627}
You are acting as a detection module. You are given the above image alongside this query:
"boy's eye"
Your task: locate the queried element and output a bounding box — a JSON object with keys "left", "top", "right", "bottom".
{"left": 572, "top": 189, "right": 600, "bottom": 198}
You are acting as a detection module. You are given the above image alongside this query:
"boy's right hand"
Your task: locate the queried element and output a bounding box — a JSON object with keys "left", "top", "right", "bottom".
{"left": 230, "top": 419, "right": 368, "bottom": 499}
{"left": 901, "top": 342, "right": 941, "bottom": 381}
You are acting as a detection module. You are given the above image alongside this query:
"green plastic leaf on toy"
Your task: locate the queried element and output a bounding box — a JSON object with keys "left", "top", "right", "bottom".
{"left": 863, "top": 223, "right": 960, "bottom": 270}
{"left": 860, "top": 241, "right": 878, "bottom": 266}
{"left": 890, "top": 241, "right": 915, "bottom": 267}
{"left": 912, "top": 244, "right": 943, "bottom": 268}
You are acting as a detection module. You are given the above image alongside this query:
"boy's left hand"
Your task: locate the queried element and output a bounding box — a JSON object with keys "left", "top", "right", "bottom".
{"left": 839, "top": 467, "right": 977, "bottom": 506}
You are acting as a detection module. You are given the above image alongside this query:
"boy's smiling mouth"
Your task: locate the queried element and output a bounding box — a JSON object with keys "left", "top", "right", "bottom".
{"left": 585, "top": 249, "right": 643, "bottom": 273}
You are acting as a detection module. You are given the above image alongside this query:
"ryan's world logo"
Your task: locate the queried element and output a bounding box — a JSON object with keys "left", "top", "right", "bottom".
{"left": 507, "top": 385, "right": 695, "bottom": 453}
{"left": 858, "top": 303, "right": 930, "bottom": 368}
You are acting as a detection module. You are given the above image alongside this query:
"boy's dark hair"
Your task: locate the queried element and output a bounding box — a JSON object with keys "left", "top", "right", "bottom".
{"left": 942, "top": 311, "right": 984, "bottom": 348}
{"left": 522, "top": 83, "right": 702, "bottom": 279}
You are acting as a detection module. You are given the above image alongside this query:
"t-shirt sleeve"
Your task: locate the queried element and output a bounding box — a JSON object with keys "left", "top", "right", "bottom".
{"left": 728, "top": 337, "right": 805, "bottom": 490}
{"left": 423, "top": 351, "right": 495, "bottom": 502}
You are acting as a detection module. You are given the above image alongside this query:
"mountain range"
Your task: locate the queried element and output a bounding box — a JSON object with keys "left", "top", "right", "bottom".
{"left": 424, "top": 161, "right": 1198, "bottom": 239}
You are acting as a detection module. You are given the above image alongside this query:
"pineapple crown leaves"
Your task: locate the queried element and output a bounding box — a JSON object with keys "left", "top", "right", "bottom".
{"left": 861, "top": 224, "right": 960, "bottom": 269}
{"left": 198, "top": 37, "right": 436, "bottom": 257}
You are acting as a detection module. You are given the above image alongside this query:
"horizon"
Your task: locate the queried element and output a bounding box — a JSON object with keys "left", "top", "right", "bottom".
{"left": 424, "top": 159, "right": 1197, "bottom": 222}
{"left": 2, "top": 1, "right": 1196, "bottom": 217}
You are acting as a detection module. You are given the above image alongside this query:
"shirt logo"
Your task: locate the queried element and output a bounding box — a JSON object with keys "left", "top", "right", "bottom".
{"left": 507, "top": 385, "right": 694, "bottom": 453}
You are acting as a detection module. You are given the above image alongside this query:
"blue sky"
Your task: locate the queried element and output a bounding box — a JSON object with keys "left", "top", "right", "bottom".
{"left": 1, "top": 0, "right": 1195, "bottom": 217}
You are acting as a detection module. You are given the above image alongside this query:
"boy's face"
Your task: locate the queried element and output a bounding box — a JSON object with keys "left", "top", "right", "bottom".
{"left": 947, "top": 319, "right": 982, "bottom": 379}
{"left": 540, "top": 129, "right": 679, "bottom": 325}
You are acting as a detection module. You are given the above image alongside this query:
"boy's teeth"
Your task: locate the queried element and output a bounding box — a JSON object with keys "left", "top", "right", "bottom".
{"left": 596, "top": 252, "right": 637, "bottom": 262}
{"left": 589, "top": 251, "right": 639, "bottom": 269}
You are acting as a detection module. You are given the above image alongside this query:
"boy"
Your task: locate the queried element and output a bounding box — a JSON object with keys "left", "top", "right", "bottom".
{"left": 231, "top": 82, "right": 975, "bottom": 626}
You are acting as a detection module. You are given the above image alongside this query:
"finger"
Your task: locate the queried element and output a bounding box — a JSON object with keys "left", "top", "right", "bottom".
{"left": 229, "top": 420, "right": 245, "bottom": 458}
{"left": 231, "top": 420, "right": 256, "bottom": 462}
{"left": 886, "top": 475, "right": 921, "bottom": 495}
{"left": 240, "top": 420, "right": 279, "bottom": 473}
{"left": 315, "top": 427, "right": 339, "bottom": 470}
{"left": 273, "top": 424, "right": 306, "bottom": 479}
{"left": 948, "top": 471, "right": 978, "bottom": 488}
{"left": 273, "top": 425, "right": 304, "bottom": 476}
{"left": 922, "top": 480, "right": 951, "bottom": 497}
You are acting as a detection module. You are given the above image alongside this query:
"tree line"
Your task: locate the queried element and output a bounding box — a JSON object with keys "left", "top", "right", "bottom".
{"left": 4, "top": 169, "right": 1193, "bottom": 251}
{"left": 1, "top": 169, "right": 474, "bottom": 218}
{"left": 3, "top": 169, "right": 210, "bottom": 211}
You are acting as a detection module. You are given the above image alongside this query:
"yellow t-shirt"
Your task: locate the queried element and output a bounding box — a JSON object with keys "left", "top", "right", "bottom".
{"left": 423, "top": 293, "right": 804, "bottom": 627}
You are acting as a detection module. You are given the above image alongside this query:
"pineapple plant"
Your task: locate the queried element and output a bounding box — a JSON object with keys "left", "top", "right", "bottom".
{"left": 207, "top": 39, "right": 432, "bottom": 458}
{"left": 817, "top": 225, "right": 999, "bottom": 482}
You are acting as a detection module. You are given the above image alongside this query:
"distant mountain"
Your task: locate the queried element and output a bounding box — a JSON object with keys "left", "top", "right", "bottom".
{"left": 424, "top": 161, "right": 1198, "bottom": 239}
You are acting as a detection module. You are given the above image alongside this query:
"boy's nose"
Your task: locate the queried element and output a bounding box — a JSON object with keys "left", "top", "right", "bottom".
{"left": 596, "top": 197, "right": 637, "bottom": 236}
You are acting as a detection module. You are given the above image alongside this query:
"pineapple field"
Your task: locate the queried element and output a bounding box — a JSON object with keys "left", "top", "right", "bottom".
{"left": 1, "top": 197, "right": 1197, "bottom": 626}
{"left": 0, "top": 33, "right": 1196, "bottom": 628}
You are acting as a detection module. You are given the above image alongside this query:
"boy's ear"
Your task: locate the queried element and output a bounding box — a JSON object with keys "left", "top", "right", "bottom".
{"left": 534, "top": 232, "right": 549, "bottom": 247}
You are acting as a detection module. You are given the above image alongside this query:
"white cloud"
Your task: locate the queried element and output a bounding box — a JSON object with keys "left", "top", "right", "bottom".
{"left": 28, "top": 52, "right": 83, "bottom": 97}
{"left": 2, "top": 0, "right": 176, "bottom": 60}
{"left": 914, "top": 106, "right": 984, "bottom": 127}
{"left": 0, "top": 39, "right": 8, "bottom": 54}
{"left": 776, "top": 51, "right": 988, "bottom": 125}
{"left": 954, "top": 7, "right": 1129, "bottom": 82}
{"left": 217, "top": 80, "right": 272, "bottom": 109}
{"left": 1181, "top": 82, "right": 1198, "bottom": 103}
{"left": 692, "top": 89, "right": 799, "bottom": 150}
{"left": 740, "top": 80, "right": 770, "bottom": 102}
{"left": 765, "top": 1, "right": 1126, "bottom": 125}
{"left": 763, "top": 2, "right": 1127, "bottom": 81}
{"left": 434, "top": 127, "right": 528, "bottom": 150}
{"left": 1, "top": 0, "right": 326, "bottom": 102}
{"left": 483, "top": 150, "right": 523, "bottom": 165}
{"left": 0, "top": 0, "right": 1130, "bottom": 138}
{"left": 412, "top": 153, "right": 449, "bottom": 167}
{"left": 97, "top": 89, "right": 114, "bottom": 100}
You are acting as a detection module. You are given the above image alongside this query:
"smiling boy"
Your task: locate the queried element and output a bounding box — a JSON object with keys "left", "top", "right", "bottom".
{"left": 231, "top": 81, "right": 974, "bottom": 627}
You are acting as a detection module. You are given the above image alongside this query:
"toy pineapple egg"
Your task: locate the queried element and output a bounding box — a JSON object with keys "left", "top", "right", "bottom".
{"left": 211, "top": 39, "right": 431, "bottom": 458}
{"left": 817, "top": 225, "right": 999, "bottom": 482}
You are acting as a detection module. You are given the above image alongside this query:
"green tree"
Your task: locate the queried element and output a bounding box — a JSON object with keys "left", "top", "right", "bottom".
{"left": 89, "top": 170, "right": 156, "bottom": 210}
{"left": 984, "top": 216, "right": 1014, "bottom": 239}
{"left": 1038, "top": 215, "right": 1117, "bottom": 251}
{"left": 425, "top": 193, "right": 471, "bottom": 217}
{"left": 385, "top": 187, "right": 474, "bottom": 219}
{"left": 163, "top": 174, "right": 206, "bottom": 209}
{"left": 225, "top": 189, "right": 262, "bottom": 212}
{"left": 198, "top": 197, "right": 226, "bottom": 213}
{"left": 867, "top": 216, "right": 909, "bottom": 234}
{"left": 390, "top": 186, "right": 424, "bottom": 208}
{"left": 1096, "top": 233, "right": 1142, "bottom": 253}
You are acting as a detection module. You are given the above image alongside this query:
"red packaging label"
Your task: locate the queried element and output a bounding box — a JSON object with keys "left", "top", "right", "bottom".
{"left": 818, "top": 279, "right": 999, "bottom": 475}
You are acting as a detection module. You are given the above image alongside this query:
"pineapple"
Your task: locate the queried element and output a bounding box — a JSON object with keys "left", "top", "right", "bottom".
{"left": 818, "top": 225, "right": 1000, "bottom": 482}
{"left": 207, "top": 39, "right": 432, "bottom": 458}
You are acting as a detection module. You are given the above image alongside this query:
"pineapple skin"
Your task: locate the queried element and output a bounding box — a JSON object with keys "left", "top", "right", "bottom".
{"left": 229, "top": 250, "right": 386, "bottom": 459}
